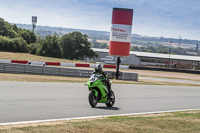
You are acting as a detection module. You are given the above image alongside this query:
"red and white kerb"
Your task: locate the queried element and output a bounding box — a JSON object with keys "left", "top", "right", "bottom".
{"left": 109, "top": 8, "right": 133, "bottom": 57}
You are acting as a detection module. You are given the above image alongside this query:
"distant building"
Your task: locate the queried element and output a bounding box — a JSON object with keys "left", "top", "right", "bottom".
{"left": 84, "top": 48, "right": 200, "bottom": 70}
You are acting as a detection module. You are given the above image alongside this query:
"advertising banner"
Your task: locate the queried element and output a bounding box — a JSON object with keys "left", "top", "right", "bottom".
{"left": 109, "top": 8, "right": 133, "bottom": 57}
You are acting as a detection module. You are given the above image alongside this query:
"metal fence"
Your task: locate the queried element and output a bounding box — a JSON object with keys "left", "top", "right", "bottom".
{"left": 0, "top": 63, "right": 138, "bottom": 81}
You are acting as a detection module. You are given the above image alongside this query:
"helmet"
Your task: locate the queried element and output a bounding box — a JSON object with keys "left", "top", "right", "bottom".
{"left": 95, "top": 64, "right": 102, "bottom": 72}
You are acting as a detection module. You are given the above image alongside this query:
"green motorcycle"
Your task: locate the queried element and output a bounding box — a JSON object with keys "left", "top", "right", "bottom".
{"left": 87, "top": 74, "right": 115, "bottom": 107}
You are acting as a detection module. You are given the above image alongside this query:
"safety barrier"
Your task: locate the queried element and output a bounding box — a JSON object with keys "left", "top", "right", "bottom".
{"left": 122, "top": 72, "right": 138, "bottom": 81}
{"left": 0, "top": 63, "right": 138, "bottom": 81}
{"left": 0, "top": 60, "right": 129, "bottom": 69}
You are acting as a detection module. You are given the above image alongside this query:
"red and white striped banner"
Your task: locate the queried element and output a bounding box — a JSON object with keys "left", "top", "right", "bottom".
{"left": 109, "top": 8, "right": 133, "bottom": 57}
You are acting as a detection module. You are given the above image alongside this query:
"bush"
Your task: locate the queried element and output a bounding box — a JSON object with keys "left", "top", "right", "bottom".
{"left": 36, "top": 35, "right": 62, "bottom": 58}
{"left": 0, "top": 36, "right": 28, "bottom": 52}
{"left": 28, "top": 43, "right": 40, "bottom": 54}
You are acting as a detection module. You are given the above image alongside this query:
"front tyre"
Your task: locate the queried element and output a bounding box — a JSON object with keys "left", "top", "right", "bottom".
{"left": 89, "top": 91, "right": 98, "bottom": 107}
{"left": 106, "top": 90, "right": 115, "bottom": 107}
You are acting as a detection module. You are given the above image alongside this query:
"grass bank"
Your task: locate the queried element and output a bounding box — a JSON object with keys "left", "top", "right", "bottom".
{"left": 1, "top": 110, "right": 200, "bottom": 133}
{"left": 1, "top": 73, "right": 200, "bottom": 87}
{"left": 0, "top": 51, "right": 79, "bottom": 63}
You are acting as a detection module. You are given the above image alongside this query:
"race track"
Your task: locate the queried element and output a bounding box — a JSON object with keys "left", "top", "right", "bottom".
{"left": 0, "top": 81, "right": 200, "bottom": 123}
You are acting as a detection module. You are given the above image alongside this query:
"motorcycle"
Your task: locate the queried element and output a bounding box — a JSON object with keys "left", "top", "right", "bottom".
{"left": 86, "top": 74, "right": 115, "bottom": 107}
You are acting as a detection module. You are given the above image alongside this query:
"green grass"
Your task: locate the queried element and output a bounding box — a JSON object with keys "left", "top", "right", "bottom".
{"left": 1, "top": 110, "right": 200, "bottom": 133}
{"left": 174, "top": 111, "right": 200, "bottom": 118}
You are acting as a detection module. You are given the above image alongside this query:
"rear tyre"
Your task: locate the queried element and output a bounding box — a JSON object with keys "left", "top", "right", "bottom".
{"left": 89, "top": 91, "right": 98, "bottom": 107}
{"left": 106, "top": 90, "right": 115, "bottom": 107}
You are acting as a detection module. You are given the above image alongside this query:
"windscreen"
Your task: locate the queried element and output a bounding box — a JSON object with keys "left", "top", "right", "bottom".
{"left": 89, "top": 74, "right": 103, "bottom": 82}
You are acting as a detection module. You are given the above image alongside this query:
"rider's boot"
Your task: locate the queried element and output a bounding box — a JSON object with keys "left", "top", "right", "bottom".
{"left": 108, "top": 86, "right": 114, "bottom": 99}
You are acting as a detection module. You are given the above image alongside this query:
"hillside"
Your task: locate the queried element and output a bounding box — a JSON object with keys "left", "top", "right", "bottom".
{"left": 16, "top": 24, "right": 200, "bottom": 49}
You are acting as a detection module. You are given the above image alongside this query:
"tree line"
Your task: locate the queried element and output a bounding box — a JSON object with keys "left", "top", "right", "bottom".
{"left": 131, "top": 36, "right": 200, "bottom": 45}
{"left": 0, "top": 18, "right": 36, "bottom": 52}
{"left": 91, "top": 39, "right": 108, "bottom": 49}
{"left": 131, "top": 45, "right": 200, "bottom": 56}
{"left": 0, "top": 18, "right": 98, "bottom": 60}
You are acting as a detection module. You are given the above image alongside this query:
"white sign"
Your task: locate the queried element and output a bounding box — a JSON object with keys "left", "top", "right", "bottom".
{"left": 110, "top": 24, "right": 132, "bottom": 43}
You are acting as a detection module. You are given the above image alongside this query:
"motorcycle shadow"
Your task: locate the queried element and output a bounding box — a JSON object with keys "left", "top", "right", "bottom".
{"left": 93, "top": 106, "right": 121, "bottom": 110}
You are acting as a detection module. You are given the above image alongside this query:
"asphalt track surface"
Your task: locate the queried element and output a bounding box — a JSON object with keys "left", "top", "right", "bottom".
{"left": 0, "top": 81, "right": 200, "bottom": 123}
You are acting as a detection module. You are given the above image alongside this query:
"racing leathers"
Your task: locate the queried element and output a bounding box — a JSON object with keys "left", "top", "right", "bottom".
{"left": 91, "top": 70, "right": 111, "bottom": 96}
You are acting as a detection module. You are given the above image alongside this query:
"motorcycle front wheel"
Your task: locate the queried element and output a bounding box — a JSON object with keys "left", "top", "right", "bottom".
{"left": 89, "top": 90, "right": 98, "bottom": 107}
{"left": 106, "top": 90, "right": 115, "bottom": 107}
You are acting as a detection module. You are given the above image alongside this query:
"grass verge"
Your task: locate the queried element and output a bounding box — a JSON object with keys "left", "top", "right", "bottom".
{"left": 126, "top": 69, "right": 200, "bottom": 81}
{"left": 1, "top": 73, "right": 200, "bottom": 87}
{"left": 140, "top": 75, "right": 200, "bottom": 82}
{"left": 0, "top": 51, "right": 79, "bottom": 63}
{"left": 0, "top": 110, "right": 200, "bottom": 133}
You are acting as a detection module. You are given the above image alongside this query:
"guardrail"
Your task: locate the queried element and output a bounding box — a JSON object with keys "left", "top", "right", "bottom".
{"left": 0, "top": 63, "right": 138, "bottom": 81}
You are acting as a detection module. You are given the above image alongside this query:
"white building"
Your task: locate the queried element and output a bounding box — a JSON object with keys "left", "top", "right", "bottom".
{"left": 85, "top": 48, "right": 200, "bottom": 70}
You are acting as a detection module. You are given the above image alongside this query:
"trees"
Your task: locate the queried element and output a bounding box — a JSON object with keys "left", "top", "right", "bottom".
{"left": 10, "top": 37, "right": 28, "bottom": 52}
{"left": 61, "top": 31, "right": 98, "bottom": 60}
{"left": 99, "top": 43, "right": 107, "bottom": 49}
{"left": 132, "top": 46, "right": 140, "bottom": 51}
{"left": 0, "top": 36, "right": 10, "bottom": 51}
{"left": 0, "top": 18, "right": 97, "bottom": 60}
{"left": 91, "top": 39, "right": 108, "bottom": 49}
{"left": 157, "top": 45, "right": 169, "bottom": 54}
{"left": 0, "top": 18, "right": 36, "bottom": 45}
{"left": 36, "top": 32, "right": 98, "bottom": 60}
{"left": 0, "top": 17, "right": 36, "bottom": 53}
{"left": 132, "top": 44, "right": 199, "bottom": 56}
{"left": 0, "top": 36, "right": 28, "bottom": 52}
{"left": 91, "top": 39, "right": 100, "bottom": 48}
{"left": 37, "top": 35, "right": 62, "bottom": 58}
{"left": 18, "top": 28, "right": 37, "bottom": 44}
{"left": 28, "top": 35, "right": 43, "bottom": 54}
{"left": 0, "top": 18, "right": 17, "bottom": 38}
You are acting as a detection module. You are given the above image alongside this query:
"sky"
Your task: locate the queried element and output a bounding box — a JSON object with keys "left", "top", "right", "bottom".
{"left": 0, "top": 0, "right": 200, "bottom": 40}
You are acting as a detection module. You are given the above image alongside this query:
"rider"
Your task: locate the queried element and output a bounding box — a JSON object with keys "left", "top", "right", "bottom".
{"left": 92, "top": 64, "right": 112, "bottom": 97}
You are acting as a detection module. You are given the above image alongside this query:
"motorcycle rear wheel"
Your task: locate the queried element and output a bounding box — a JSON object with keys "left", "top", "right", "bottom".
{"left": 89, "top": 91, "right": 98, "bottom": 107}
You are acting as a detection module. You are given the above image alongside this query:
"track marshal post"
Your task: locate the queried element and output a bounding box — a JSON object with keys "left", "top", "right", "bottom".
{"left": 109, "top": 8, "right": 133, "bottom": 79}
{"left": 32, "top": 16, "right": 37, "bottom": 33}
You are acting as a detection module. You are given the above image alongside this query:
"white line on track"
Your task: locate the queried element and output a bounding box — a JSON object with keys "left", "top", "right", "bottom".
{"left": 0, "top": 108, "right": 199, "bottom": 126}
